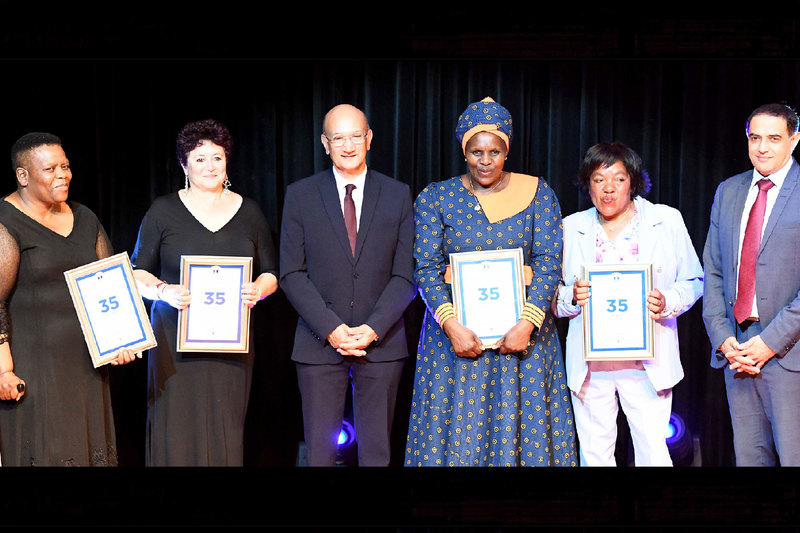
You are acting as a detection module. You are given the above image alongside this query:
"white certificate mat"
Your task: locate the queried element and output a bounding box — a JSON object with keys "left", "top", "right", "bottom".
{"left": 177, "top": 255, "right": 252, "bottom": 353}
{"left": 64, "top": 252, "right": 157, "bottom": 368}
{"left": 582, "top": 263, "right": 654, "bottom": 360}
{"left": 450, "top": 248, "right": 526, "bottom": 348}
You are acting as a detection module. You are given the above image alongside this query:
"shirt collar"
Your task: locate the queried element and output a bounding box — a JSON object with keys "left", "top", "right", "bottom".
{"left": 752, "top": 158, "right": 793, "bottom": 190}
{"left": 332, "top": 166, "right": 367, "bottom": 192}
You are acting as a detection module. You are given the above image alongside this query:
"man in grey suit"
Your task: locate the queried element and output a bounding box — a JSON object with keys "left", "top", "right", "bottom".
{"left": 703, "top": 103, "right": 800, "bottom": 466}
{"left": 280, "top": 104, "right": 416, "bottom": 466}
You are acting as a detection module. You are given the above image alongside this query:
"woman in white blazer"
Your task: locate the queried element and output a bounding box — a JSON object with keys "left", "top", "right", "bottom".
{"left": 554, "top": 142, "right": 703, "bottom": 466}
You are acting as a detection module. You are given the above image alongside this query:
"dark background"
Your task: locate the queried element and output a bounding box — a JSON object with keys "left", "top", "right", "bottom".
{"left": 3, "top": 3, "right": 800, "bottom": 527}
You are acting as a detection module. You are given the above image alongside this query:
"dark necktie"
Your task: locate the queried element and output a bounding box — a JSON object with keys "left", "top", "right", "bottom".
{"left": 734, "top": 178, "right": 774, "bottom": 324}
{"left": 344, "top": 184, "right": 357, "bottom": 255}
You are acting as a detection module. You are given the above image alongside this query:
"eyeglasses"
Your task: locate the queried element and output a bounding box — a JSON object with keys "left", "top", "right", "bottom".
{"left": 324, "top": 132, "right": 369, "bottom": 147}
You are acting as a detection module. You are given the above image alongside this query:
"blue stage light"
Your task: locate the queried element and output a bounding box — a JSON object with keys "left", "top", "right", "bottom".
{"left": 338, "top": 420, "right": 356, "bottom": 448}
{"left": 666, "top": 413, "right": 686, "bottom": 445}
{"left": 665, "top": 412, "right": 699, "bottom": 466}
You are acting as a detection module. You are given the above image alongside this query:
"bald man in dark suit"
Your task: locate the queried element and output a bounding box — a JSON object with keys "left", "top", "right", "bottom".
{"left": 279, "top": 104, "right": 416, "bottom": 466}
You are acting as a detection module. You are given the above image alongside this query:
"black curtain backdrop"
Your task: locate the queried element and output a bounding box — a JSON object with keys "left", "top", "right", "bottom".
{"left": 4, "top": 5, "right": 800, "bottom": 522}
{"left": 5, "top": 58, "right": 800, "bottom": 469}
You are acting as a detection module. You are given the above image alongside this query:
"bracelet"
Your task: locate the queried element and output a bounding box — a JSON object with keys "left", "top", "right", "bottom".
{"left": 155, "top": 282, "right": 167, "bottom": 300}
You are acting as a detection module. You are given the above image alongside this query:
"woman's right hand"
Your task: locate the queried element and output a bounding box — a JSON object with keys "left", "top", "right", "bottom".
{"left": 0, "top": 371, "right": 25, "bottom": 401}
{"left": 573, "top": 280, "right": 591, "bottom": 306}
{"left": 442, "top": 318, "right": 484, "bottom": 359}
{"left": 159, "top": 284, "right": 192, "bottom": 311}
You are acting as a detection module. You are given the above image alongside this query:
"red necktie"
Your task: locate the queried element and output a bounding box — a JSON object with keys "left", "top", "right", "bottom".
{"left": 344, "top": 184, "right": 357, "bottom": 255}
{"left": 734, "top": 178, "right": 774, "bottom": 324}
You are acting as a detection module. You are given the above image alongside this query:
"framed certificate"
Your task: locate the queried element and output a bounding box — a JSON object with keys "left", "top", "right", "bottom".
{"left": 64, "top": 252, "right": 157, "bottom": 368}
{"left": 450, "top": 248, "right": 526, "bottom": 348}
{"left": 582, "top": 263, "right": 654, "bottom": 361}
{"left": 177, "top": 255, "right": 252, "bottom": 353}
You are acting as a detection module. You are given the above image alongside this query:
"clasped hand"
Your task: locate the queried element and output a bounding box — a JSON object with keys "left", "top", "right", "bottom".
{"left": 327, "top": 324, "right": 378, "bottom": 356}
{"left": 721, "top": 335, "right": 775, "bottom": 375}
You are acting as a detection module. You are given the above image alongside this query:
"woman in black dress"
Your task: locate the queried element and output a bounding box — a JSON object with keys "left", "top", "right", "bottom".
{"left": 0, "top": 132, "right": 138, "bottom": 466}
{"left": 132, "top": 119, "right": 278, "bottom": 466}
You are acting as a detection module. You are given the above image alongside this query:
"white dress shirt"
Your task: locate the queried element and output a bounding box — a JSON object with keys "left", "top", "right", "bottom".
{"left": 333, "top": 166, "right": 366, "bottom": 230}
{"left": 736, "top": 158, "right": 793, "bottom": 318}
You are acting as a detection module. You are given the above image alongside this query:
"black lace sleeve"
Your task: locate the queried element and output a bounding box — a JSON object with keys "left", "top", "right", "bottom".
{"left": 0, "top": 222, "right": 21, "bottom": 344}
{"left": 95, "top": 224, "right": 114, "bottom": 260}
{"left": 0, "top": 304, "right": 8, "bottom": 344}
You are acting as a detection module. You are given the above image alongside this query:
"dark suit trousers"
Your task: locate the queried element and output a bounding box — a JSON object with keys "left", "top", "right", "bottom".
{"left": 725, "top": 320, "right": 800, "bottom": 466}
{"left": 296, "top": 357, "right": 405, "bottom": 466}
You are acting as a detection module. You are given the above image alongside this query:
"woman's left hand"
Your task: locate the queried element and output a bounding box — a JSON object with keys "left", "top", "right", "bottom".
{"left": 241, "top": 282, "right": 262, "bottom": 308}
{"left": 111, "top": 349, "right": 141, "bottom": 366}
{"left": 494, "top": 320, "right": 535, "bottom": 354}
{"left": 647, "top": 289, "right": 667, "bottom": 319}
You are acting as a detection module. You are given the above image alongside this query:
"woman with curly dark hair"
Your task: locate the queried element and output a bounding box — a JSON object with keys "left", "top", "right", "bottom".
{"left": 132, "top": 119, "right": 278, "bottom": 466}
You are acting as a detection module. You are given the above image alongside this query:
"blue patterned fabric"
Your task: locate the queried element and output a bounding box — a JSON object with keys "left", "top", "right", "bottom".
{"left": 405, "top": 176, "right": 576, "bottom": 466}
{"left": 455, "top": 97, "right": 514, "bottom": 152}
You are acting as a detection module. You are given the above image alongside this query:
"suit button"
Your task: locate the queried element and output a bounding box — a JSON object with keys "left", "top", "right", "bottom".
{"left": 350, "top": 300, "right": 354, "bottom": 307}
{"left": 353, "top": 272, "right": 359, "bottom": 279}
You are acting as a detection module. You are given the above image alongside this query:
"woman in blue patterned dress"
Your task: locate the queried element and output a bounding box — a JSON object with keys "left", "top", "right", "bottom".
{"left": 405, "top": 98, "right": 576, "bottom": 466}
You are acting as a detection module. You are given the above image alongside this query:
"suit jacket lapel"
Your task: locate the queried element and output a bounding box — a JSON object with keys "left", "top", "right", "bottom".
{"left": 760, "top": 159, "right": 800, "bottom": 254}
{"left": 635, "top": 198, "right": 660, "bottom": 261}
{"left": 727, "top": 173, "right": 751, "bottom": 273}
{"left": 354, "top": 170, "right": 380, "bottom": 261}
{"left": 318, "top": 170, "right": 356, "bottom": 263}
{"left": 574, "top": 210, "right": 594, "bottom": 275}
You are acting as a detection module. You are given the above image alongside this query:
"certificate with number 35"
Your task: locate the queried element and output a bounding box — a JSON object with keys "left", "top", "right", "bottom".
{"left": 582, "top": 263, "right": 654, "bottom": 361}
{"left": 177, "top": 255, "right": 253, "bottom": 353}
{"left": 64, "top": 252, "right": 157, "bottom": 368}
{"left": 450, "top": 248, "right": 526, "bottom": 348}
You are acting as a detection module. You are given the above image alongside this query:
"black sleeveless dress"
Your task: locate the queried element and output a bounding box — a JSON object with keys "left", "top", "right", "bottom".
{"left": 0, "top": 200, "right": 117, "bottom": 466}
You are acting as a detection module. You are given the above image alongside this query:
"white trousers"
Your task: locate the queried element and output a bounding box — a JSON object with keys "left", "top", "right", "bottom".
{"left": 572, "top": 368, "right": 673, "bottom": 466}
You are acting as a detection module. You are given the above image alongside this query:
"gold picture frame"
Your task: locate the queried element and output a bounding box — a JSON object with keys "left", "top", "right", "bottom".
{"left": 64, "top": 252, "right": 157, "bottom": 368}
{"left": 177, "top": 255, "right": 253, "bottom": 353}
{"left": 449, "top": 248, "right": 526, "bottom": 348}
{"left": 581, "top": 263, "right": 655, "bottom": 361}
